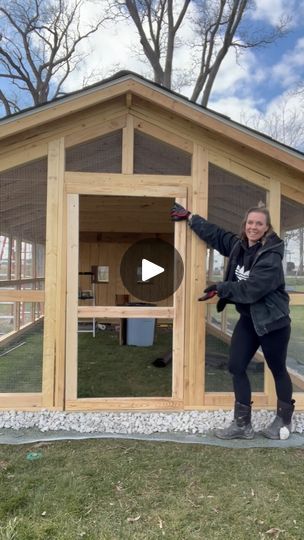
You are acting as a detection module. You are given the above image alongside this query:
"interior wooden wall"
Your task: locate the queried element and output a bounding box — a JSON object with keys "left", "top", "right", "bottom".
{"left": 78, "top": 234, "right": 173, "bottom": 307}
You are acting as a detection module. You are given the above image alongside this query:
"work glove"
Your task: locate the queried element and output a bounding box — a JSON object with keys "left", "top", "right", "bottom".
{"left": 170, "top": 202, "right": 191, "bottom": 221}
{"left": 198, "top": 283, "right": 218, "bottom": 302}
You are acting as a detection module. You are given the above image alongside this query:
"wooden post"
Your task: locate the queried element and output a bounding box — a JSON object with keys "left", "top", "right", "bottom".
{"left": 266, "top": 179, "right": 281, "bottom": 406}
{"left": 42, "top": 138, "right": 65, "bottom": 408}
{"left": 172, "top": 196, "right": 187, "bottom": 400}
{"left": 31, "top": 242, "right": 36, "bottom": 323}
{"left": 122, "top": 114, "right": 134, "bottom": 174}
{"left": 65, "top": 195, "right": 79, "bottom": 401}
{"left": 185, "top": 144, "right": 208, "bottom": 406}
{"left": 13, "top": 238, "right": 21, "bottom": 332}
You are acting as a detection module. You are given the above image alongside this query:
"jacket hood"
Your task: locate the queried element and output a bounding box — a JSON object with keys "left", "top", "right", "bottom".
{"left": 262, "top": 232, "right": 284, "bottom": 258}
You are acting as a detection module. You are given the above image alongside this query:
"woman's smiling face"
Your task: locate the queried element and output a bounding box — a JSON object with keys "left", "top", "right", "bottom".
{"left": 245, "top": 211, "right": 269, "bottom": 246}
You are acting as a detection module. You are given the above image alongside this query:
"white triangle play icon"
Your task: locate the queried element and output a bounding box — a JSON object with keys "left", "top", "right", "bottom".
{"left": 142, "top": 258, "right": 164, "bottom": 282}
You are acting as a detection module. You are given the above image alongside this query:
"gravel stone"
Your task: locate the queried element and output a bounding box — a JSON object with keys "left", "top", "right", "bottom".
{"left": 0, "top": 410, "right": 304, "bottom": 434}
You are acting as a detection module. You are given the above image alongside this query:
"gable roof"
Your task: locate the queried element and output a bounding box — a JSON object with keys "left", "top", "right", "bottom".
{"left": 0, "top": 70, "right": 303, "bottom": 173}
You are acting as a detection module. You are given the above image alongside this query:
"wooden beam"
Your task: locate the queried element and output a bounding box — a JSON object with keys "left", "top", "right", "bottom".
{"left": 78, "top": 306, "right": 174, "bottom": 318}
{"left": 0, "top": 393, "right": 43, "bottom": 409}
{"left": 0, "top": 81, "right": 132, "bottom": 141}
{"left": 172, "top": 196, "right": 187, "bottom": 401}
{"left": 0, "top": 277, "right": 45, "bottom": 287}
{"left": 65, "top": 397, "right": 183, "bottom": 411}
{"left": 65, "top": 114, "right": 127, "bottom": 150}
{"left": 54, "top": 140, "right": 67, "bottom": 410}
{"left": 265, "top": 179, "right": 281, "bottom": 406}
{"left": 208, "top": 151, "right": 271, "bottom": 190}
{"left": 42, "top": 138, "right": 65, "bottom": 408}
{"left": 289, "top": 294, "right": 304, "bottom": 305}
{"left": 0, "top": 105, "right": 126, "bottom": 173}
{"left": 65, "top": 195, "right": 80, "bottom": 401}
{"left": 133, "top": 115, "right": 193, "bottom": 153}
{"left": 122, "top": 114, "right": 134, "bottom": 174}
{"left": 185, "top": 144, "right": 208, "bottom": 406}
{"left": 0, "top": 290, "right": 45, "bottom": 302}
{"left": 203, "top": 393, "right": 268, "bottom": 408}
{"left": 126, "top": 92, "right": 132, "bottom": 108}
{"left": 65, "top": 172, "right": 189, "bottom": 197}
{"left": 0, "top": 144, "right": 48, "bottom": 174}
{"left": 281, "top": 184, "right": 304, "bottom": 206}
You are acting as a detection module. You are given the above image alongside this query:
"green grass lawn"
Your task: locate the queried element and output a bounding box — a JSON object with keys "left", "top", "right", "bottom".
{"left": 1, "top": 313, "right": 304, "bottom": 396}
{"left": 205, "top": 334, "right": 263, "bottom": 392}
{"left": 0, "top": 439, "right": 303, "bottom": 539}
{"left": 78, "top": 328, "right": 173, "bottom": 398}
{"left": 0, "top": 326, "right": 43, "bottom": 392}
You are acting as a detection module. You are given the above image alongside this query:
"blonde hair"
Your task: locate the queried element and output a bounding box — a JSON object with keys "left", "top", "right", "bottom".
{"left": 240, "top": 204, "right": 273, "bottom": 244}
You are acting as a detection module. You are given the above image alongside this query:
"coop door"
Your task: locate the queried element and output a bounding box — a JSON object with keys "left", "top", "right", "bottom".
{"left": 65, "top": 190, "right": 186, "bottom": 410}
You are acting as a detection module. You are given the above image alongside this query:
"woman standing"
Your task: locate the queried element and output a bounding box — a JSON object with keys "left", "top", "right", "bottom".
{"left": 171, "top": 203, "right": 295, "bottom": 440}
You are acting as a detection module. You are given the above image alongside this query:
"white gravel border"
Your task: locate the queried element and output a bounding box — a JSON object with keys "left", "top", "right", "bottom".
{"left": 0, "top": 410, "right": 304, "bottom": 434}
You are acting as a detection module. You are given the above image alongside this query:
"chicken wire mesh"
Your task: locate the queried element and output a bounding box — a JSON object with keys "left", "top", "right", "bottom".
{"left": 0, "top": 158, "right": 46, "bottom": 392}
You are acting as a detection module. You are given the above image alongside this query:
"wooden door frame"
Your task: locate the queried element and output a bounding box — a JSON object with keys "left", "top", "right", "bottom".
{"left": 65, "top": 174, "right": 188, "bottom": 411}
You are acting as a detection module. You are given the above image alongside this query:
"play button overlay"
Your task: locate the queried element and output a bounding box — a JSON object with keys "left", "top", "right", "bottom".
{"left": 142, "top": 259, "right": 164, "bottom": 282}
{"left": 120, "top": 238, "right": 184, "bottom": 302}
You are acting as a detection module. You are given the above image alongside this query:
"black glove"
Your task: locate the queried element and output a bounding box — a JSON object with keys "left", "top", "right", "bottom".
{"left": 198, "top": 283, "right": 218, "bottom": 302}
{"left": 170, "top": 202, "right": 191, "bottom": 221}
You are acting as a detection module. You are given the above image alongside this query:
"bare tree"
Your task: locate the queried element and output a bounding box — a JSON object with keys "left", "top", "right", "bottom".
{"left": 241, "top": 97, "right": 304, "bottom": 152}
{"left": 109, "top": 0, "right": 291, "bottom": 106}
{"left": 0, "top": 0, "right": 108, "bottom": 116}
{"left": 115, "top": 0, "right": 191, "bottom": 88}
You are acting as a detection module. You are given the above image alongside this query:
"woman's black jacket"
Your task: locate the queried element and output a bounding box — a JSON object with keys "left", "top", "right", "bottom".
{"left": 189, "top": 214, "right": 290, "bottom": 336}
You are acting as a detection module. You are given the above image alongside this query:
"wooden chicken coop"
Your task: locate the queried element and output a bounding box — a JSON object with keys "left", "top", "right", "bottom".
{"left": 0, "top": 71, "right": 303, "bottom": 412}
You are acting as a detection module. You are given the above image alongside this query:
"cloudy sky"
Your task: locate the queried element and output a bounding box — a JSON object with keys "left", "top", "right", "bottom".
{"left": 1, "top": 0, "right": 303, "bottom": 149}
{"left": 62, "top": 0, "right": 304, "bottom": 149}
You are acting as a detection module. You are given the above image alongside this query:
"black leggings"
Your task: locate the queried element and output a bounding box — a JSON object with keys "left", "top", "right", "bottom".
{"left": 229, "top": 315, "right": 293, "bottom": 406}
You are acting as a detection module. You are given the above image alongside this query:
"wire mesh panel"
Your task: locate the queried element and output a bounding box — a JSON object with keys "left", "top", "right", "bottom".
{"left": 0, "top": 315, "right": 43, "bottom": 392}
{"left": 204, "top": 329, "right": 264, "bottom": 392}
{"left": 208, "top": 164, "right": 267, "bottom": 232}
{"left": 65, "top": 131, "right": 122, "bottom": 172}
{"left": 288, "top": 306, "right": 304, "bottom": 392}
{"left": 77, "top": 321, "right": 172, "bottom": 398}
{"left": 134, "top": 131, "right": 192, "bottom": 175}
{"left": 0, "top": 158, "right": 47, "bottom": 246}
{"left": 206, "top": 247, "right": 225, "bottom": 284}
{"left": 0, "top": 158, "right": 46, "bottom": 392}
{"left": 205, "top": 163, "right": 267, "bottom": 393}
{"left": 281, "top": 196, "right": 304, "bottom": 292}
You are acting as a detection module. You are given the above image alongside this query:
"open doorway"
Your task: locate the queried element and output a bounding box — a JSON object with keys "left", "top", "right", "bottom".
{"left": 65, "top": 191, "right": 186, "bottom": 408}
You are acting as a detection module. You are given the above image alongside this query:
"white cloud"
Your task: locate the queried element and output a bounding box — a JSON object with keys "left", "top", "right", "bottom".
{"left": 265, "top": 90, "right": 304, "bottom": 116}
{"left": 251, "top": 0, "right": 304, "bottom": 26}
{"left": 63, "top": 2, "right": 144, "bottom": 93}
{"left": 271, "top": 37, "right": 304, "bottom": 88}
{"left": 240, "top": 90, "right": 304, "bottom": 150}
{"left": 60, "top": 0, "right": 304, "bottom": 151}
{"left": 211, "top": 47, "right": 265, "bottom": 98}
{"left": 208, "top": 95, "right": 261, "bottom": 123}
